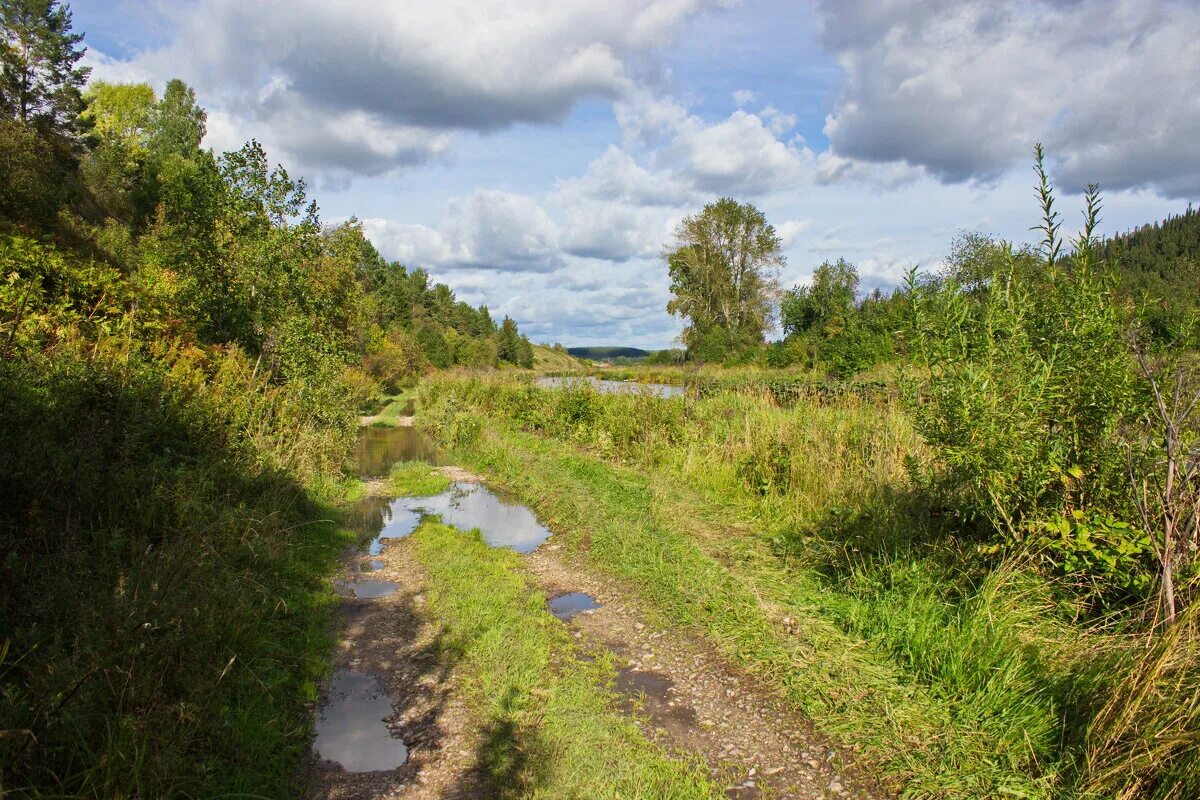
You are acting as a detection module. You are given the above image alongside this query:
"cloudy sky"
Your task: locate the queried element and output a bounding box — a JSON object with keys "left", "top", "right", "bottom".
{"left": 78, "top": 0, "right": 1200, "bottom": 348}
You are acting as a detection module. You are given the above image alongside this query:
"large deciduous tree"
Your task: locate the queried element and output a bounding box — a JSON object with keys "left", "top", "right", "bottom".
{"left": 0, "top": 0, "right": 89, "bottom": 135}
{"left": 665, "top": 198, "right": 783, "bottom": 361}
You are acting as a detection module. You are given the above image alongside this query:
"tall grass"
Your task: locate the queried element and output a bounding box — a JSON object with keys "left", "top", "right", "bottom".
{"left": 0, "top": 335, "right": 355, "bottom": 797}
{"left": 418, "top": 373, "right": 1197, "bottom": 799}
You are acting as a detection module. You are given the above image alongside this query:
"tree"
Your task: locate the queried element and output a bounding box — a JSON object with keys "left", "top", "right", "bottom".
{"left": 148, "top": 79, "right": 206, "bottom": 158}
{"left": 781, "top": 258, "right": 860, "bottom": 337}
{"left": 0, "top": 0, "right": 90, "bottom": 134}
{"left": 665, "top": 198, "right": 783, "bottom": 360}
{"left": 498, "top": 316, "right": 523, "bottom": 365}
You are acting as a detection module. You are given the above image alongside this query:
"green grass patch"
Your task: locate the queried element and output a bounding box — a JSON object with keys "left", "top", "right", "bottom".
{"left": 389, "top": 461, "right": 451, "bottom": 496}
{"left": 410, "top": 519, "right": 718, "bottom": 799}
{"left": 369, "top": 393, "right": 417, "bottom": 427}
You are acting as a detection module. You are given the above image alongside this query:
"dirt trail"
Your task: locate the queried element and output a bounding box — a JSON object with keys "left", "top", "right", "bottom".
{"left": 527, "top": 543, "right": 882, "bottom": 800}
{"left": 307, "top": 538, "right": 484, "bottom": 800}
{"left": 308, "top": 474, "right": 886, "bottom": 800}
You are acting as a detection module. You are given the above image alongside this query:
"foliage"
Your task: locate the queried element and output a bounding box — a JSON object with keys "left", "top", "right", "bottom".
{"left": 907, "top": 185, "right": 1142, "bottom": 552}
{"left": 422, "top": 371, "right": 1200, "bottom": 799}
{"left": 666, "top": 197, "right": 783, "bottom": 361}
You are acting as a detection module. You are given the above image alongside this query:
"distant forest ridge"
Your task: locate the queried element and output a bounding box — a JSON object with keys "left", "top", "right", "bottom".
{"left": 567, "top": 346, "right": 651, "bottom": 359}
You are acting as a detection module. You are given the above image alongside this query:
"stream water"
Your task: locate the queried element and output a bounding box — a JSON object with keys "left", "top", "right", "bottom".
{"left": 536, "top": 375, "right": 685, "bottom": 398}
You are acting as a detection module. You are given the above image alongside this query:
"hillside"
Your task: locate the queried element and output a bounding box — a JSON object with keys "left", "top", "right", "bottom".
{"left": 532, "top": 343, "right": 587, "bottom": 370}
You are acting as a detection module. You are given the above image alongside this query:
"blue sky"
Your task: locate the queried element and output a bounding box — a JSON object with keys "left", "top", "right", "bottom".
{"left": 75, "top": 0, "right": 1200, "bottom": 348}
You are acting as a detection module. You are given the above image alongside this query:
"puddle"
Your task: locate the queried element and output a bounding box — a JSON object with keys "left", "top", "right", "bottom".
{"left": 352, "top": 579, "right": 398, "bottom": 599}
{"left": 354, "top": 425, "right": 441, "bottom": 477}
{"left": 405, "top": 483, "right": 552, "bottom": 553}
{"left": 355, "top": 482, "right": 552, "bottom": 557}
{"left": 313, "top": 670, "right": 407, "bottom": 772}
{"left": 536, "top": 376, "right": 685, "bottom": 398}
{"left": 360, "top": 559, "right": 385, "bottom": 572}
{"left": 548, "top": 592, "right": 600, "bottom": 621}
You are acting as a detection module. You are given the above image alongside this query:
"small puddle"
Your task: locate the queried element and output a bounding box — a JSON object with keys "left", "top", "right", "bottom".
{"left": 360, "top": 559, "right": 385, "bottom": 572}
{"left": 313, "top": 670, "right": 407, "bottom": 772}
{"left": 548, "top": 592, "right": 600, "bottom": 621}
{"left": 352, "top": 579, "right": 398, "bottom": 599}
{"left": 536, "top": 375, "right": 685, "bottom": 398}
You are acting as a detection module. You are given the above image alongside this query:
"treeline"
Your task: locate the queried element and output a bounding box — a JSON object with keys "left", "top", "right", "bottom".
{"left": 0, "top": 2, "right": 524, "bottom": 795}
{"left": 667, "top": 200, "right": 1200, "bottom": 379}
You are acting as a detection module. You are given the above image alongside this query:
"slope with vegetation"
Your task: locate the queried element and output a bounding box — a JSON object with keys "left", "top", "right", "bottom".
{"left": 0, "top": 2, "right": 534, "bottom": 795}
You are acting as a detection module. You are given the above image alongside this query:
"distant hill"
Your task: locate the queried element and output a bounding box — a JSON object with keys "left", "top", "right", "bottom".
{"left": 567, "top": 346, "right": 650, "bottom": 360}
{"left": 1100, "top": 205, "right": 1200, "bottom": 344}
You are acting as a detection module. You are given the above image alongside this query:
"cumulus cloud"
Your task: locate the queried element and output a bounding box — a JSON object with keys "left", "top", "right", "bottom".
{"left": 816, "top": 0, "right": 1200, "bottom": 197}
{"left": 363, "top": 190, "right": 563, "bottom": 273}
{"left": 98, "top": 0, "right": 730, "bottom": 181}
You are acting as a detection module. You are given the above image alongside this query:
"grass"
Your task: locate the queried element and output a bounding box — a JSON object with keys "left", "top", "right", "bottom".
{"left": 0, "top": 346, "right": 358, "bottom": 798}
{"left": 369, "top": 392, "right": 417, "bottom": 427}
{"left": 409, "top": 520, "right": 719, "bottom": 799}
{"left": 388, "top": 460, "right": 451, "bottom": 496}
{"left": 415, "top": 373, "right": 1180, "bottom": 799}
{"left": 531, "top": 344, "right": 587, "bottom": 371}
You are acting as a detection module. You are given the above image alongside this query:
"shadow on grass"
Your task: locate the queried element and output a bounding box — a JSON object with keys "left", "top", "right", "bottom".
{"left": 454, "top": 687, "right": 549, "bottom": 800}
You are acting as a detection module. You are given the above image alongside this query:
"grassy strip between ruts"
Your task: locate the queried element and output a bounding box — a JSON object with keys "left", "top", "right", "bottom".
{"left": 409, "top": 519, "right": 720, "bottom": 799}
{"left": 422, "top": 418, "right": 1057, "bottom": 799}
{"left": 389, "top": 460, "right": 452, "bottom": 496}
{"left": 369, "top": 393, "right": 417, "bottom": 427}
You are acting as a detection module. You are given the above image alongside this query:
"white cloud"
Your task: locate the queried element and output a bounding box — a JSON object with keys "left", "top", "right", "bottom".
{"left": 94, "top": 0, "right": 731, "bottom": 182}
{"left": 816, "top": 0, "right": 1200, "bottom": 197}
{"left": 363, "top": 190, "right": 563, "bottom": 273}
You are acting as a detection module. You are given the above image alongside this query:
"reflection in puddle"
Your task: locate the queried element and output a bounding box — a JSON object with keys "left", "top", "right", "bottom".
{"left": 352, "top": 579, "right": 398, "bottom": 599}
{"left": 360, "top": 559, "right": 385, "bottom": 572}
{"left": 548, "top": 592, "right": 600, "bottom": 621}
{"left": 536, "top": 376, "right": 685, "bottom": 398}
{"left": 407, "top": 483, "right": 552, "bottom": 553}
{"left": 354, "top": 426, "right": 441, "bottom": 477}
{"left": 314, "top": 670, "right": 407, "bottom": 772}
{"left": 356, "top": 483, "right": 552, "bottom": 556}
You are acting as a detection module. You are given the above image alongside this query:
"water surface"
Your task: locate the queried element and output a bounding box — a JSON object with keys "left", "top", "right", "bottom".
{"left": 354, "top": 425, "right": 441, "bottom": 477}
{"left": 313, "top": 670, "right": 407, "bottom": 772}
{"left": 536, "top": 376, "right": 684, "bottom": 398}
{"left": 548, "top": 592, "right": 600, "bottom": 621}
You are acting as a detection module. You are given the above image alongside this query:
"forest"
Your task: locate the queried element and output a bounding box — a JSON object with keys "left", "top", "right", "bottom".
{"left": 3, "top": 2, "right": 1199, "bottom": 799}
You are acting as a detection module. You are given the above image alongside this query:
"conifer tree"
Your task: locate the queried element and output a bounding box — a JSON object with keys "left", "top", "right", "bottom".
{"left": 0, "top": 0, "right": 90, "bottom": 135}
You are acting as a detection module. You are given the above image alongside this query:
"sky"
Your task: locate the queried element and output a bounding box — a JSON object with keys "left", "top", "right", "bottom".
{"left": 74, "top": 0, "right": 1200, "bottom": 349}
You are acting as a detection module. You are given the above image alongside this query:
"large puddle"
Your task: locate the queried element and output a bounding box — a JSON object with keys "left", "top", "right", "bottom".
{"left": 313, "top": 670, "right": 408, "bottom": 772}
{"left": 536, "top": 376, "right": 685, "bottom": 398}
{"left": 355, "top": 425, "right": 442, "bottom": 477}
{"left": 358, "top": 483, "right": 552, "bottom": 556}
